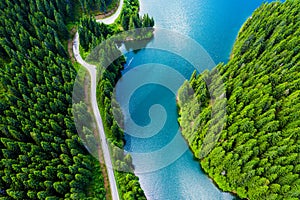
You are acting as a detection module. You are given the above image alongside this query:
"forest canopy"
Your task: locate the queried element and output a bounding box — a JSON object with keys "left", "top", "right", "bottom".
{"left": 178, "top": 1, "right": 300, "bottom": 199}
{"left": 76, "top": 0, "right": 154, "bottom": 199}
{"left": 0, "top": 0, "right": 109, "bottom": 199}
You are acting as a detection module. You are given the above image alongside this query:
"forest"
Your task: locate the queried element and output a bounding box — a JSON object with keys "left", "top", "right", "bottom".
{"left": 77, "top": 0, "right": 154, "bottom": 199}
{"left": 178, "top": 1, "right": 300, "bottom": 199}
{"left": 0, "top": 0, "right": 153, "bottom": 199}
{"left": 78, "top": 0, "right": 154, "bottom": 55}
{"left": 118, "top": 0, "right": 154, "bottom": 31}
{"left": 79, "top": 0, "right": 115, "bottom": 13}
{"left": 0, "top": 0, "right": 106, "bottom": 199}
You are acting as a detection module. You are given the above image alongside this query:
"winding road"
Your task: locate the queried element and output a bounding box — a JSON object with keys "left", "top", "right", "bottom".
{"left": 96, "top": 0, "right": 124, "bottom": 24}
{"left": 73, "top": 1, "right": 124, "bottom": 199}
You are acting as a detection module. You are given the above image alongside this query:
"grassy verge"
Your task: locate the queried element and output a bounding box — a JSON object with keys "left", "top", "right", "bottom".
{"left": 85, "top": 156, "right": 107, "bottom": 199}
{"left": 75, "top": 67, "right": 113, "bottom": 199}
{"left": 90, "top": 0, "right": 119, "bottom": 16}
{"left": 80, "top": 46, "right": 90, "bottom": 60}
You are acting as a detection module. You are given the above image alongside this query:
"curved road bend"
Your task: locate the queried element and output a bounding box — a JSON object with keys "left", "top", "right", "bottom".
{"left": 73, "top": 1, "right": 124, "bottom": 199}
{"left": 96, "top": 0, "right": 124, "bottom": 24}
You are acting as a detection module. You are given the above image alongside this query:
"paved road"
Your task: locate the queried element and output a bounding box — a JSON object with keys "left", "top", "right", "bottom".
{"left": 96, "top": 0, "right": 124, "bottom": 24}
{"left": 73, "top": 2, "right": 124, "bottom": 199}
{"left": 73, "top": 33, "right": 120, "bottom": 200}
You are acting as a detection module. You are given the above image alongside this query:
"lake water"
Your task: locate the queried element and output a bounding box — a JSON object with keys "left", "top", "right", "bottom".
{"left": 116, "top": 0, "right": 272, "bottom": 199}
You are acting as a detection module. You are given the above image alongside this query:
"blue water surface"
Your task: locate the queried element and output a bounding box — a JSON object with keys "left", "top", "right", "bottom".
{"left": 116, "top": 0, "right": 276, "bottom": 199}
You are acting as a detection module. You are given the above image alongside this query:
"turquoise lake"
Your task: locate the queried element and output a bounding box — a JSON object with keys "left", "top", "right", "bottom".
{"left": 115, "top": 0, "right": 274, "bottom": 199}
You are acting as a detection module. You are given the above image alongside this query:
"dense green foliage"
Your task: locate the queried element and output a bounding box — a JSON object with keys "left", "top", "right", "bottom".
{"left": 178, "top": 1, "right": 300, "bottom": 199}
{"left": 96, "top": 56, "right": 146, "bottom": 199}
{"left": 78, "top": 0, "right": 155, "bottom": 53}
{"left": 96, "top": 58, "right": 147, "bottom": 200}
{"left": 115, "top": 171, "right": 146, "bottom": 200}
{"left": 119, "top": 0, "right": 154, "bottom": 30}
{"left": 78, "top": 16, "right": 114, "bottom": 52}
{"left": 86, "top": 158, "right": 107, "bottom": 199}
{"left": 77, "top": 0, "right": 152, "bottom": 198}
{"left": 0, "top": 0, "right": 107, "bottom": 199}
{"left": 79, "top": 0, "right": 114, "bottom": 13}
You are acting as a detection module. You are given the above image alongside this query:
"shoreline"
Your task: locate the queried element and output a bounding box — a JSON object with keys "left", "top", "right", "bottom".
{"left": 176, "top": 98, "right": 241, "bottom": 200}
{"left": 229, "top": 15, "right": 253, "bottom": 60}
